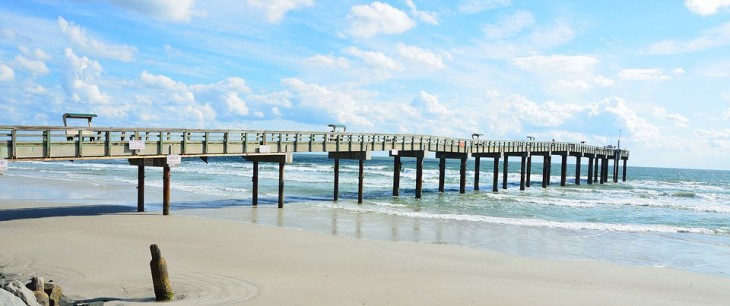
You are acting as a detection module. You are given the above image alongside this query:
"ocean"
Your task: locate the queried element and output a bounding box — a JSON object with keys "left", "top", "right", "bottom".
{"left": 1, "top": 154, "right": 729, "bottom": 277}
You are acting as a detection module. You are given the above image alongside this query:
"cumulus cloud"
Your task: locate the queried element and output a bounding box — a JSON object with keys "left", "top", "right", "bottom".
{"left": 58, "top": 17, "right": 137, "bottom": 61}
{"left": 305, "top": 54, "right": 351, "bottom": 69}
{"left": 685, "top": 0, "right": 730, "bottom": 16}
{"left": 396, "top": 44, "right": 446, "bottom": 70}
{"left": 102, "top": 0, "right": 200, "bottom": 22}
{"left": 343, "top": 47, "right": 403, "bottom": 71}
{"left": 653, "top": 107, "right": 689, "bottom": 128}
{"left": 62, "top": 48, "right": 112, "bottom": 106}
{"left": 512, "top": 55, "right": 613, "bottom": 90}
{"left": 590, "top": 97, "right": 660, "bottom": 143}
{"left": 347, "top": 2, "right": 416, "bottom": 38}
{"left": 281, "top": 78, "right": 375, "bottom": 127}
{"left": 0, "top": 63, "right": 14, "bottom": 81}
{"left": 642, "top": 22, "right": 730, "bottom": 55}
{"left": 247, "top": 0, "right": 314, "bottom": 23}
{"left": 14, "top": 55, "right": 50, "bottom": 76}
{"left": 459, "top": 0, "right": 511, "bottom": 14}
{"left": 412, "top": 91, "right": 451, "bottom": 116}
{"left": 482, "top": 10, "right": 534, "bottom": 39}
{"left": 617, "top": 68, "right": 670, "bottom": 80}
{"left": 405, "top": 0, "right": 439, "bottom": 25}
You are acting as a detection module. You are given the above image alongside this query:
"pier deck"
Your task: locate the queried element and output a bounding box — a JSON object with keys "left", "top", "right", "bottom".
{"left": 1, "top": 126, "right": 630, "bottom": 214}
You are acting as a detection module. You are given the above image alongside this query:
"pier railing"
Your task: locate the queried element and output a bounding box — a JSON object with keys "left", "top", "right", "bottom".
{"left": 0, "top": 126, "right": 629, "bottom": 161}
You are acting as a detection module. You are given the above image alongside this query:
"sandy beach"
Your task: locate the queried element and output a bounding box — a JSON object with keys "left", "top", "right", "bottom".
{"left": 1, "top": 196, "right": 729, "bottom": 306}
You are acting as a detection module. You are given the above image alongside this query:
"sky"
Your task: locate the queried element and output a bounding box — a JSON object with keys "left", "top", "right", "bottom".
{"left": 0, "top": 0, "right": 729, "bottom": 170}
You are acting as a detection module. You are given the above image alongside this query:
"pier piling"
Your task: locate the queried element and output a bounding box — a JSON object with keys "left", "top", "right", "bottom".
{"left": 502, "top": 156, "right": 509, "bottom": 190}
{"left": 519, "top": 154, "right": 526, "bottom": 191}
{"left": 526, "top": 155, "right": 532, "bottom": 188}
{"left": 587, "top": 156, "right": 594, "bottom": 185}
{"left": 137, "top": 163, "right": 145, "bottom": 212}
{"left": 438, "top": 157, "right": 446, "bottom": 193}
{"left": 334, "top": 158, "right": 340, "bottom": 201}
{"left": 474, "top": 156, "right": 481, "bottom": 191}
{"left": 416, "top": 156, "right": 424, "bottom": 198}
{"left": 492, "top": 156, "right": 499, "bottom": 192}
{"left": 392, "top": 156, "right": 400, "bottom": 197}
{"left": 575, "top": 155, "right": 581, "bottom": 185}
{"left": 252, "top": 161, "right": 259, "bottom": 206}
{"left": 163, "top": 166, "right": 170, "bottom": 215}
{"left": 560, "top": 153, "right": 567, "bottom": 187}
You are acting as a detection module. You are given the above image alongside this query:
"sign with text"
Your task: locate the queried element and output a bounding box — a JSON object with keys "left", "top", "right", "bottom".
{"left": 390, "top": 149, "right": 399, "bottom": 156}
{"left": 129, "top": 139, "right": 145, "bottom": 151}
{"left": 0, "top": 159, "right": 7, "bottom": 172}
{"left": 166, "top": 154, "right": 181, "bottom": 167}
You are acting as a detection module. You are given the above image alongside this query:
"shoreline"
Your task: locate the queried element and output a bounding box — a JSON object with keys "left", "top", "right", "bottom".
{"left": 1, "top": 199, "right": 730, "bottom": 305}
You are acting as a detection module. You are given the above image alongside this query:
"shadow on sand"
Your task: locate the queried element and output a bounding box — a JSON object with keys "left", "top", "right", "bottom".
{"left": 0, "top": 205, "right": 137, "bottom": 222}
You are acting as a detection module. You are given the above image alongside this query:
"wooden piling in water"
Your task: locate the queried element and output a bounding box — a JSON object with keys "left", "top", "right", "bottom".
{"left": 622, "top": 158, "right": 628, "bottom": 182}
{"left": 502, "top": 156, "right": 509, "bottom": 190}
{"left": 459, "top": 157, "right": 467, "bottom": 193}
{"left": 334, "top": 158, "right": 340, "bottom": 201}
{"left": 526, "top": 155, "right": 532, "bottom": 188}
{"left": 519, "top": 154, "right": 526, "bottom": 191}
{"left": 587, "top": 156, "right": 594, "bottom": 185}
{"left": 392, "top": 156, "right": 400, "bottom": 197}
{"left": 162, "top": 166, "right": 170, "bottom": 215}
{"left": 416, "top": 156, "right": 424, "bottom": 198}
{"left": 358, "top": 159, "right": 364, "bottom": 203}
{"left": 137, "top": 163, "right": 145, "bottom": 212}
{"left": 278, "top": 161, "right": 285, "bottom": 208}
{"left": 492, "top": 156, "right": 499, "bottom": 192}
{"left": 438, "top": 157, "right": 446, "bottom": 193}
{"left": 542, "top": 155, "right": 548, "bottom": 188}
{"left": 575, "top": 155, "right": 581, "bottom": 185}
{"left": 252, "top": 161, "right": 259, "bottom": 206}
{"left": 560, "top": 153, "right": 567, "bottom": 186}
{"left": 474, "top": 156, "right": 480, "bottom": 191}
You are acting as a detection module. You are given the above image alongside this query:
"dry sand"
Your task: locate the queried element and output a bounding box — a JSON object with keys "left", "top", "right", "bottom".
{"left": 1, "top": 200, "right": 730, "bottom": 305}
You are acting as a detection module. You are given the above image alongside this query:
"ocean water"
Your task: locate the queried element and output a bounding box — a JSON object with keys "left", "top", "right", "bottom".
{"left": 2, "top": 154, "right": 729, "bottom": 277}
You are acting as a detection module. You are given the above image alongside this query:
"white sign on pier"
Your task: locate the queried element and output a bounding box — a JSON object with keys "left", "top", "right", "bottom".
{"left": 129, "top": 139, "right": 145, "bottom": 150}
{"left": 166, "top": 154, "right": 181, "bottom": 167}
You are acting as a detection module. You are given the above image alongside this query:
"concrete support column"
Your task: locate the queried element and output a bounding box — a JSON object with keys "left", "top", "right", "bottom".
{"left": 526, "top": 156, "right": 532, "bottom": 188}
{"left": 560, "top": 153, "right": 567, "bottom": 186}
{"left": 438, "top": 158, "right": 446, "bottom": 193}
{"left": 334, "top": 158, "right": 340, "bottom": 201}
{"left": 392, "top": 156, "right": 400, "bottom": 197}
{"left": 416, "top": 156, "right": 424, "bottom": 198}
{"left": 502, "top": 156, "right": 509, "bottom": 190}
{"left": 575, "top": 156, "right": 581, "bottom": 185}
{"left": 587, "top": 156, "right": 594, "bottom": 185}
{"left": 519, "top": 154, "right": 526, "bottom": 191}
{"left": 492, "top": 157, "right": 500, "bottom": 192}
{"left": 162, "top": 166, "right": 170, "bottom": 215}
{"left": 252, "top": 161, "right": 259, "bottom": 206}
{"left": 278, "top": 161, "right": 285, "bottom": 208}
{"left": 137, "top": 163, "right": 145, "bottom": 212}
{"left": 474, "top": 157, "right": 480, "bottom": 191}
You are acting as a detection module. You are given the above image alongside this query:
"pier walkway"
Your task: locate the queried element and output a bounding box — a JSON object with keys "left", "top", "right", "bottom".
{"left": 1, "top": 126, "right": 629, "bottom": 214}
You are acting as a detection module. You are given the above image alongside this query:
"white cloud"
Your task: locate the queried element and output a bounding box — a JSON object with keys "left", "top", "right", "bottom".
{"left": 281, "top": 78, "right": 375, "bottom": 127}
{"left": 512, "top": 55, "right": 611, "bottom": 90}
{"left": 653, "top": 107, "right": 689, "bottom": 128}
{"left": 62, "top": 48, "right": 112, "bottom": 106}
{"left": 396, "top": 44, "right": 446, "bottom": 70}
{"left": 247, "top": 0, "right": 314, "bottom": 23}
{"left": 722, "top": 108, "right": 730, "bottom": 119}
{"left": 305, "top": 54, "right": 351, "bottom": 69}
{"left": 642, "top": 22, "right": 730, "bottom": 55}
{"left": 347, "top": 2, "right": 416, "bottom": 38}
{"left": 459, "top": 0, "right": 511, "bottom": 14}
{"left": 0, "top": 64, "right": 15, "bottom": 81}
{"left": 617, "top": 68, "right": 670, "bottom": 81}
{"left": 592, "top": 97, "right": 660, "bottom": 143}
{"left": 405, "top": 0, "right": 439, "bottom": 25}
{"left": 412, "top": 91, "right": 451, "bottom": 116}
{"left": 140, "top": 70, "right": 184, "bottom": 90}
{"left": 482, "top": 10, "right": 534, "bottom": 39}
{"left": 685, "top": 0, "right": 730, "bottom": 16}
{"left": 103, "top": 0, "right": 200, "bottom": 22}
{"left": 528, "top": 21, "right": 576, "bottom": 49}
{"left": 19, "top": 46, "right": 51, "bottom": 61}
{"left": 57, "top": 17, "right": 137, "bottom": 61}
{"left": 343, "top": 47, "right": 403, "bottom": 71}
{"left": 14, "top": 55, "right": 50, "bottom": 75}
{"left": 223, "top": 92, "right": 249, "bottom": 115}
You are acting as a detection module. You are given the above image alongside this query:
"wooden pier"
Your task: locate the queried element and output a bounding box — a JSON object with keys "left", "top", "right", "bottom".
{"left": 0, "top": 126, "right": 630, "bottom": 214}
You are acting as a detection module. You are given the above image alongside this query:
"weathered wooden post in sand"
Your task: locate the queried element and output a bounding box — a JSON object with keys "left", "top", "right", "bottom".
{"left": 150, "top": 244, "right": 173, "bottom": 301}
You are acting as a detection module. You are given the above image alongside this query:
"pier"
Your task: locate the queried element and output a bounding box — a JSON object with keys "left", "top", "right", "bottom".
{"left": 0, "top": 126, "right": 629, "bottom": 214}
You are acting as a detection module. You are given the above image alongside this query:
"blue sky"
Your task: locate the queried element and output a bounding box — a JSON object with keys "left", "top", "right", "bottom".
{"left": 1, "top": 0, "right": 729, "bottom": 169}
